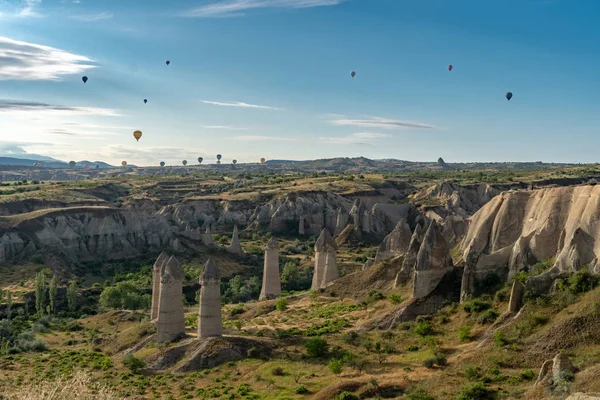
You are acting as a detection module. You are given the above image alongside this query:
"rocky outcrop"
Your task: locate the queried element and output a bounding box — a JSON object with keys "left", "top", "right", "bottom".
{"left": 375, "top": 219, "right": 412, "bottom": 262}
{"left": 0, "top": 207, "right": 176, "bottom": 263}
{"left": 202, "top": 226, "right": 213, "bottom": 246}
{"left": 394, "top": 223, "right": 426, "bottom": 287}
{"left": 198, "top": 258, "right": 223, "bottom": 338}
{"left": 460, "top": 185, "right": 600, "bottom": 298}
{"left": 334, "top": 207, "right": 348, "bottom": 236}
{"left": 151, "top": 252, "right": 169, "bottom": 321}
{"left": 536, "top": 353, "right": 576, "bottom": 387}
{"left": 508, "top": 280, "right": 525, "bottom": 313}
{"left": 412, "top": 220, "right": 453, "bottom": 298}
{"left": 162, "top": 199, "right": 253, "bottom": 231}
{"left": 312, "top": 229, "right": 338, "bottom": 289}
{"left": 227, "top": 225, "right": 244, "bottom": 255}
{"left": 156, "top": 256, "right": 186, "bottom": 343}
{"left": 259, "top": 237, "right": 281, "bottom": 301}
{"left": 413, "top": 182, "right": 501, "bottom": 216}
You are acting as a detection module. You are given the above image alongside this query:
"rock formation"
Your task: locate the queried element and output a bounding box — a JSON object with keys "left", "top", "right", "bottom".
{"left": 412, "top": 220, "right": 453, "bottom": 299}
{"left": 508, "top": 280, "right": 525, "bottom": 313}
{"left": 156, "top": 256, "right": 186, "bottom": 343}
{"left": 298, "top": 217, "right": 305, "bottom": 236}
{"left": 375, "top": 219, "right": 412, "bottom": 262}
{"left": 227, "top": 225, "right": 244, "bottom": 255}
{"left": 151, "top": 251, "right": 169, "bottom": 321}
{"left": 202, "top": 226, "right": 213, "bottom": 246}
{"left": 198, "top": 258, "right": 223, "bottom": 338}
{"left": 412, "top": 182, "right": 500, "bottom": 217}
{"left": 311, "top": 229, "right": 338, "bottom": 289}
{"left": 460, "top": 185, "right": 600, "bottom": 298}
{"left": 334, "top": 207, "right": 348, "bottom": 236}
{"left": 394, "top": 223, "right": 426, "bottom": 287}
{"left": 536, "top": 353, "right": 576, "bottom": 387}
{"left": 259, "top": 237, "right": 281, "bottom": 300}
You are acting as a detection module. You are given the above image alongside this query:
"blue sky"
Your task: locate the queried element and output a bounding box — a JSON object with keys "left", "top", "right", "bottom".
{"left": 0, "top": 0, "right": 599, "bottom": 166}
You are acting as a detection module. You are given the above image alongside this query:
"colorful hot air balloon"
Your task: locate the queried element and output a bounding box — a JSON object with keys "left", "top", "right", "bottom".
{"left": 216, "top": 154, "right": 222, "bottom": 161}
{"left": 506, "top": 92, "right": 513, "bottom": 101}
{"left": 350, "top": 71, "right": 356, "bottom": 78}
{"left": 232, "top": 159, "right": 237, "bottom": 165}
{"left": 166, "top": 60, "right": 170, "bottom": 66}
{"left": 160, "top": 161, "right": 165, "bottom": 167}
{"left": 133, "top": 130, "right": 142, "bottom": 141}
{"left": 260, "top": 158, "right": 265, "bottom": 164}
{"left": 182, "top": 160, "right": 187, "bottom": 166}
{"left": 121, "top": 161, "right": 127, "bottom": 167}
{"left": 144, "top": 99, "right": 148, "bottom": 104}
{"left": 448, "top": 65, "right": 453, "bottom": 71}
{"left": 82, "top": 76, "right": 88, "bottom": 83}
{"left": 198, "top": 157, "right": 203, "bottom": 164}
{"left": 69, "top": 161, "right": 76, "bottom": 169}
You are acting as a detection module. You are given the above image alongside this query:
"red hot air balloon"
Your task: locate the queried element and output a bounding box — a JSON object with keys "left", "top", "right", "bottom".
{"left": 260, "top": 158, "right": 265, "bottom": 164}
{"left": 448, "top": 65, "right": 453, "bottom": 71}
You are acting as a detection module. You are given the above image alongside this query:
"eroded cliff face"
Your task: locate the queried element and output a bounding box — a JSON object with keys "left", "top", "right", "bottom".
{"left": 460, "top": 185, "right": 600, "bottom": 295}
{"left": 413, "top": 182, "right": 501, "bottom": 216}
{"left": 0, "top": 207, "right": 176, "bottom": 263}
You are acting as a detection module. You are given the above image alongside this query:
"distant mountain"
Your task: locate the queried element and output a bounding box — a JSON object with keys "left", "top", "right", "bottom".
{"left": 0, "top": 153, "right": 61, "bottom": 162}
{"left": 0, "top": 157, "right": 115, "bottom": 169}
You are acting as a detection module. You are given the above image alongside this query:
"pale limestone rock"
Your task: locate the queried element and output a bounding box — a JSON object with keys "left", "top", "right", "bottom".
{"left": 198, "top": 258, "right": 223, "bottom": 338}
{"left": 259, "top": 237, "right": 281, "bottom": 300}
{"left": 536, "top": 359, "right": 553, "bottom": 386}
{"left": 227, "top": 225, "right": 244, "bottom": 255}
{"left": 362, "top": 259, "right": 374, "bottom": 270}
{"left": 299, "top": 217, "right": 305, "bottom": 236}
{"left": 350, "top": 199, "right": 362, "bottom": 230}
{"left": 151, "top": 251, "right": 169, "bottom": 321}
{"left": 508, "top": 280, "right": 525, "bottom": 313}
{"left": 0, "top": 242, "right": 5, "bottom": 264}
{"left": 412, "top": 220, "right": 453, "bottom": 299}
{"left": 312, "top": 229, "right": 338, "bottom": 289}
{"left": 552, "top": 353, "right": 575, "bottom": 383}
{"left": 394, "top": 223, "right": 425, "bottom": 287}
{"left": 361, "top": 210, "right": 371, "bottom": 233}
{"left": 334, "top": 207, "right": 348, "bottom": 236}
{"left": 203, "top": 226, "right": 213, "bottom": 246}
{"left": 375, "top": 219, "right": 412, "bottom": 262}
{"left": 156, "top": 256, "right": 186, "bottom": 343}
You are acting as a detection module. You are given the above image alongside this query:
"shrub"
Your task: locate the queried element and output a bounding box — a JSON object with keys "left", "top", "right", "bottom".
{"left": 465, "top": 366, "right": 481, "bottom": 381}
{"left": 122, "top": 354, "right": 145, "bottom": 374}
{"left": 328, "top": 358, "right": 343, "bottom": 375}
{"left": 477, "top": 309, "right": 499, "bottom": 324}
{"left": 388, "top": 293, "right": 405, "bottom": 304}
{"left": 458, "top": 325, "right": 472, "bottom": 342}
{"left": 494, "top": 287, "right": 510, "bottom": 302}
{"left": 520, "top": 369, "right": 535, "bottom": 381}
{"left": 493, "top": 332, "right": 508, "bottom": 347}
{"left": 276, "top": 298, "right": 287, "bottom": 312}
{"left": 366, "top": 290, "right": 384, "bottom": 303}
{"left": 337, "top": 392, "right": 359, "bottom": 400}
{"left": 271, "top": 366, "right": 285, "bottom": 376}
{"left": 406, "top": 345, "right": 419, "bottom": 352}
{"left": 462, "top": 299, "right": 492, "bottom": 314}
{"left": 414, "top": 320, "right": 433, "bottom": 337}
{"left": 434, "top": 353, "right": 447, "bottom": 366}
{"left": 295, "top": 386, "right": 309, "bottom": 395}
{"left": 423, "top": 358, "right": 436, "bottom": 369}
{"left": 406, "top": 388, "right": 436, "bottom": 400}
{"left": 305, "top": 337, "right": 329, "bottom": 357}
{"left": 456, "top": 382, "right": 495, "bottom": 400}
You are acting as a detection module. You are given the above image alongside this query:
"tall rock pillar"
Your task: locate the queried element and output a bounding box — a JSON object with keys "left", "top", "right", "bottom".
{"left": 227, "top": 225, "right": 244, "bottom": 255}
{"left": 311, "top": 229, "right": 339, "bottom": 290}
{"left": 259, "top": 237, "right": 281, "bottom": 300}
{"left": 198, "top": 258, "right": 223, "bottom": 338}
{"left": 151, "top": 251, "right": 168, "bottom": 321}
{"left": 156, "top": 256, "right": 186, "bottom": 342}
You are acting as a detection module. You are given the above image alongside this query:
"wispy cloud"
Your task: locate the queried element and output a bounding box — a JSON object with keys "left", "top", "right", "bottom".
{"left": 183, "top": 0, "right": 344, "bottom": 18}
{"left": 0, "top": 99, "right": 122, "bottom": 116}
{"left": 202, "top": 100, "right": 282, "bottom": 110}
{"left": 328, "top": 116, "right": 435, "bottom": 130}
{"left": 46, "top": 129, "right": 117, "bottom": 137}
{"left": 231, "top": 135, "right": 295, "bottom": 141}
{"left": 204, "top": 125, "right": 249, "bottom": 130}
{"left": 0, "top": 36, "right": 95, "bottom": 80}
{"left": 319, "top": 132, "right": 392, "bottom": 146}
{"left": 0, "top": 0, "right": 43, "bottom": 18}
{"left": 69, "top": 12, "right": 113, "bottom": 21}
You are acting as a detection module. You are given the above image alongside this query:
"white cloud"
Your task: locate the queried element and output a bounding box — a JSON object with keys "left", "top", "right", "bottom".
{"left": 69, "top": 12, "right": 113, "bottom": 21}
{"left": 204, "top": 125, "right": 249, "bottom": 130}
{"left": 231, "top": 135, "right": 295, "bottom": 141}
{"left": 202, "top": 100, "right": 281, "bottom": 110}
{"left": 351, "top": 132, "right": 392, "bottom": 139}
{"left": 0, "top": 100, "right": 122, "bottom": 116}
{"left": 328, "top": 116, "right": 435, "bottom": 130}
{"left": 45, "top": 129, "right": 117, "bottom": 137}
{"left": 0, "top": 36, "right": 95, "bottom": 80}
{"left": 0, "top": 0, "right": 43, "bottom": 18}
{"left": 183, "top": 0, "right": 344, "bottom": 18}
{"left": 319, "top": 132, "right": 392, "bottom": 146}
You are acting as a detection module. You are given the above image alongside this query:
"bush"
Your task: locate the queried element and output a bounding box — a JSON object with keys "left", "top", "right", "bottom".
{"left": 406, "top": 388, "right": 436, "bottom": 400}
{"left": 456, "top": 382, "right": 495, "bottom": 400}
{"left": 458, "top": 325, "right": 472, "bottom": 342}
{"left": 462, "top": 299, "right": 492, "bottom": 314}
{"left": 342, "top": 331, "right": 361, "bottom": 346}
{"left": 477, "top": 309, "right": 499, "bottom": 324}
{"left": 295, "top": 386, "right": 309, "bottom": 395}
{"left": 31, "top": 255, "right": 44, "bottom": 265}
{"left": 424, "top": 358, "right": 436, "bottom": 369}
{"left": 122, "top": 354, "right": 145, "bottom": 374}
{"left": 276, "top": 298, "right": 287, "bottom": 312}
{"left": 520, "top": 369, "right": 535, "bottom": 381}
{"left": 493, "top": 332, "right": 508, "bottom": 347}
{"left": 328, "top": 358, "right": 343, "bottom": 375}
{"left": 366, "top": 290, "right": 384, "bottom": 303}
{"left": 465, "top": 365, "right": 481, "bottom": 381}
{"left": 406, "top": 345, "right": 419, "bottom": 352}
{"left": 434, "top": 353, "right": 447, "bottom": 366}
{"left": 494, "top": 287, "right": 510, "bottom": 302}
{"left": 337, "top": 392, "right": 359, "bottom": 400}
{"left": 414, "top": 320, "right": 433, "bottom": 337}
{"left": 305, "top": 337, "right": 329, "bottom": 357}
{"left": 388, "top": 293, "right": 405, "bottom": 304}
{"left": 271, "top": 366, "right": 285, "bottom": 376}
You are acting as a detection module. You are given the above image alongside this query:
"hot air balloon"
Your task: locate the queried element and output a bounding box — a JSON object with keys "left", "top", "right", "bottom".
{"left": 260, "top": 158, "right": 265, "bottom": 164}
{"left": 216, "top": 154, "right": 222, "bottom": 161}
{"left": 133, "top": 130, "right": 142, "bottom": 141}
{"left": 350, "top": 71, "right": 356, "bottom": 78}
{"left": 69, "top": 161, "right": 76, "bottom": 169}
{"left": 160, "top": 161, "right": 165, "bottom": 167}
{"left": 121, "top": 161, "right": 127, "bottom": 167}
{"left": 82, "top": 76, "right": 88, "bottom": 83}
{"left": 198, "top": 157, "right": 203, "bottom": 164}
{"left": 448, "top": 65, "right": 453, "bottom": 71}
{"left": 182, "top": 160, "right": 187, "bottom": 166}
{"left": 232, "top": 159, "right": 237, "bottom": 165}
{"left": 506, "top": 92, "right": 513, "bottom": 101}
{"left": 84, "top": 164, "right": 89, "bottom": 169}
{"left": 144, "top": 99, "right": 148, "bottom": 104}
{"left": 166, "top": 60, "right": 170, "bottom": 66}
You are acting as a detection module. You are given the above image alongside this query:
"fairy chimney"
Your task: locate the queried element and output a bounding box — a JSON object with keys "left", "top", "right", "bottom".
{"left": 156, "top": 256, "right": 186, "bottom": 342}
{"left": 334, "top": 207, "right": 348, "bottom": 236}
{"left": 311, "top": 229, "right": 338, "bottom": 289}
{"left": 198, "top": 258, "right": 223, "bottom": 338}
{"left": 259, "top": 237, "right": 281, "bottom": 300}
{"left": 227, "top": 225, "right": 244, "bottom": 255}
{"left": 203, "top": 225, "right": 213, "bottom": 246}
{"left": 151, "top": 251, "right": 169, "bottom": 321}
{"left": 375, "top": 219, "right": 412, "bottom": 262}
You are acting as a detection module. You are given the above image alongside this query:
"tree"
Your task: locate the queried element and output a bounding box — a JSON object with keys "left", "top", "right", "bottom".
{"left": 35, "top": 271, "right": 48, "bottom": 315}
{"left": 6, "top": 290, "right": 12, "bottom": 320}
{"left": 328, "top": 358, "right": 343, "bottom": 375}
{"left": 281, "top": 262, "right": 300, "bottom": 290}
{"left": 305, "top": 337, "right": 329, "bottom": 358}
{"left": 67, "top": 281, "right": 77, "bottom": 312}
{"left": 49, "top": 276, "right": 58, "bottom": 314}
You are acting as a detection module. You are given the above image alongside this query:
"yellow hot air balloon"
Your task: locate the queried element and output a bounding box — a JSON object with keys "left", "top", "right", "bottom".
{"left": 133, "top": 130, "right": 142, "bottom": 141}
{"left": 121, "top": 161, "right": 127, "bottom": 167}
